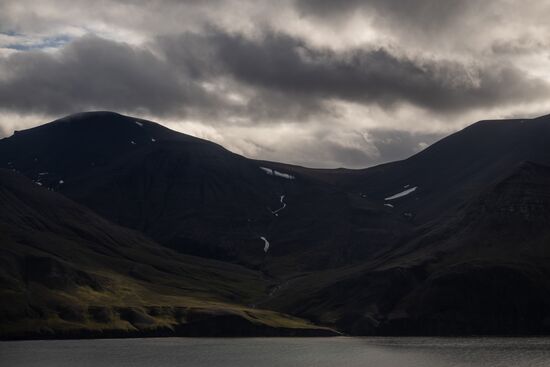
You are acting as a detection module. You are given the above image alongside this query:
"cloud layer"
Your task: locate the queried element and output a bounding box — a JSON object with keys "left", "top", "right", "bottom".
{"left": 1, "top": 0, "right": 550, "bottom": 167}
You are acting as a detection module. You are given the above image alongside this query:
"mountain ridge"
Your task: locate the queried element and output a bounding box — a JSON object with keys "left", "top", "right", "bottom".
{"left": 2, "top": 111, "right": 550, "bottom": 337}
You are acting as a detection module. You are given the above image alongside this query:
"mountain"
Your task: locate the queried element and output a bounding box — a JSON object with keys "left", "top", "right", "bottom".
{"left": 0, "top": 111, "right": 407, "bottom": 275}
{"left": 264, "top": 162, "right": 550, "bottom": 335}
{"left": 2, "top": 111, "right": 550, "bottom": 336}
{"left": 328, "top": 115, "right": 550, "bottom": 224}
{"left": 0, "top": 169, "right": 335, "bottom": 339}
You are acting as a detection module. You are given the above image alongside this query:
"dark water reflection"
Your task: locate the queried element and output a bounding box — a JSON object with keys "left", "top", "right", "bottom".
{"left": 1, "top": 337, "right": 549, "bottom": 367}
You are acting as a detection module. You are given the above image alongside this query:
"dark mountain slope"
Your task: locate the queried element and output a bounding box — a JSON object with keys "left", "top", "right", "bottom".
{"left": 265, "top": 161, "right": 550, "bottom": 335}
{"left": 0, "top": 111, "right": 215, "bottom": 177}
{"left": 0, "top": 112, "right": 406, "bottom": 273}
{"left": 321, "top": 115, "right": 550, "bottom": 224}
{"left": 3, "top": 111, "right": 550, "bottom": 336}
{"left": 0, "top": 169, "right": 335, "bottom": 339}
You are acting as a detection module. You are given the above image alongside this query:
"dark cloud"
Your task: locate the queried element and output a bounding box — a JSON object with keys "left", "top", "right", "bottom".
{"left": 1, "top": 6, "right": 549, "bottom": 128}
{"left": 160, "top": 31, "right": 550, "bottom": 114}
{"left": 1, "top": 0, "right": 550, "bottom": 168}
{"left": 294, "top": 0, "right": 474, "bottom": 33}
{"left": 1, "top": 29, "right": 549, "bottom": 130}
{"left": 0, "top": 35, "right": 197, "bottom": 116}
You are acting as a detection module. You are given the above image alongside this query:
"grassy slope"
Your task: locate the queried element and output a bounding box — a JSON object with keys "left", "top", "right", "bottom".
{"left": 0, "top": 169, "right": 335, "bottom": 339}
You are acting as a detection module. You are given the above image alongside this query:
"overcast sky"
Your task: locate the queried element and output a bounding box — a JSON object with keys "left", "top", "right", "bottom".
{"left": 1, "top": 0, "right": 550, "bottom": 168}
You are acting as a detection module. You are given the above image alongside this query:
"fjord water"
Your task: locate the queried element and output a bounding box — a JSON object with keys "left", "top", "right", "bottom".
{"left": 1, "top": 337, "right": 549, "bottom": 367}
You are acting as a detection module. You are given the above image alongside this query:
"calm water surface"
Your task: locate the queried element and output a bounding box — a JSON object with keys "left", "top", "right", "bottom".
{"left": 1, "top": 337, "right": 549, "bottom": 367}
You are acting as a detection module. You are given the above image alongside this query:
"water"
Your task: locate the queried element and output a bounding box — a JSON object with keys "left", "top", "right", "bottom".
{"left": 1, "top": 337, "right": 550, "bottom": 367}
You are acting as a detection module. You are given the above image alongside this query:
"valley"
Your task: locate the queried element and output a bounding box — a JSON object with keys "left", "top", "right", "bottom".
{"left": 2, "top": 111, "right": 550, "bottom": 338}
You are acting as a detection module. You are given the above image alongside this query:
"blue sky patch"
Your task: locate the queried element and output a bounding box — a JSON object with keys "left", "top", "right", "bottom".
{"left": 4, "top": 34, "right": 72, "bottom": 51}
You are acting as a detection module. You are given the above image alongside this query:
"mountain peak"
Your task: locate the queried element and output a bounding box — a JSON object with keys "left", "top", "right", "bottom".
{"left": 49, "top": 110, "right": 152, "bottom": 130}
{"left": 0, "top": 112, "right": 197, "bottom": 182}
{"left": 58, "top": 110, "right": 125, "bottom": 121}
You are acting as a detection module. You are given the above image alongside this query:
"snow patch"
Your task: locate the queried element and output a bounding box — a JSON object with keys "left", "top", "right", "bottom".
{"left": 384, "top": 203, "right": 394, "bottom": 208}
{"left": 151, "top": 138, "right": 156, "bottom": 142}
{"left": 260, "top": 167, "right": 295, "bottom": 180}
{"left": 59, "top": 180, "right": 64, "bottom": 185}
{"left": 260, "top": 236, "right": 270, "bottom": 253}
{"left": 38, "top": 172, "right": 49, "bottom": 176}
{"left": 274, "top": 171, "right": 294, "bottom": 179}
{"left": 270, "top": 195, "right": 288, "bottom": 215}
{"left": 385, "top": 186, "right": 417, "bottom": 201}
{"left": 135, "top": 120, "right": 144, "bottom": 127}
{"left": 130, "top": 140, "right": 136, "bottom": 145}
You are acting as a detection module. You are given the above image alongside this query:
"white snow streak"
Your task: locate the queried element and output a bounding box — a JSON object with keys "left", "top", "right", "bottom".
{"left": 260, "top": 236, "right": 270, "bottom": 252}
{"left": 385, "top": 186, "right": 417, "bottom": 201}
{"left": 260, "top": 167, "right": 272, "bottom": 174}
{"left": 259, "top": 167, "right": 295, "bottom": 180}
{"left": 135, "top": 121, "right": 144, "bottom": 127}
{"left": 384, "top": 203, "right": 394, "bottom": 208}
{"left": 271, "top": 195, "right": 287, "bottom": 216}
{"left": 274, "top": 171, "right": 294, "bottom": 179}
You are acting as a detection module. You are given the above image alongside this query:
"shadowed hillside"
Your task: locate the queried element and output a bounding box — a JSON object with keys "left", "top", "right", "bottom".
{"left": 2, "top": 112, "right": 550, "bottom": 336}
{"left": 0, "top": 169, "right": 335, "bottom": 339}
